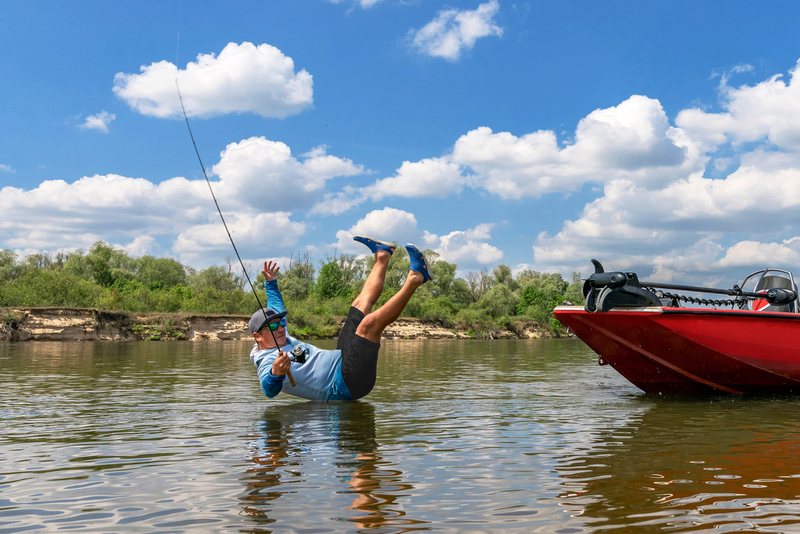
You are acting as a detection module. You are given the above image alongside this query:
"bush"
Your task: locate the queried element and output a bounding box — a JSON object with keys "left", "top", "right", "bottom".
{"left": 477, "top": 284, "right": 518, "bottom": 317}
{"left": 0, "top": 270, "right": 99, "bottom": 307}
{"left": 419, "top": 296, "right": 457, "bottom": 326}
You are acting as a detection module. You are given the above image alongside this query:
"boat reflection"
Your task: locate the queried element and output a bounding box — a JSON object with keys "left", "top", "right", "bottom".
{"left": 241, "top": 401, "right": 428, "bottom": 532}
{"left": 555, "top": 399, "right": 800, "bottom": 532}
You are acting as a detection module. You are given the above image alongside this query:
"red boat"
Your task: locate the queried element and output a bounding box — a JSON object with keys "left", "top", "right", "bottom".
{"left": 553, "top": 261, "right": 800, "bottom": 394}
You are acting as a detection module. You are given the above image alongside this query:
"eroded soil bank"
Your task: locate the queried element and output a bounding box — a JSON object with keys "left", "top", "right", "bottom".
{"left": 0, "top": 307, "right": 551, "bottom": 342}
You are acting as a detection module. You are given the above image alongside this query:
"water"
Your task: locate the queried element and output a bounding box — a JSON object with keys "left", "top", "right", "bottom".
{"left": 1, "top": 339, "right": 800, "bottom": 533}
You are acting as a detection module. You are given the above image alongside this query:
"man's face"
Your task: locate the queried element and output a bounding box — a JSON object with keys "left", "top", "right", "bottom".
{"left": 254, "top": 319, "right": 286, "bottom": 349}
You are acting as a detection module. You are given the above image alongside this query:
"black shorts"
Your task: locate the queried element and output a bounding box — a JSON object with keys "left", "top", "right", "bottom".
{"left": 338, "top": 307, "right": 381, "bottom": 400}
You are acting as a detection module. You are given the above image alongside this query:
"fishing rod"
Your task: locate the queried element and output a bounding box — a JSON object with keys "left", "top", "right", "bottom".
{"left": 175, "top": 80, "right": 300, "bottom": 386}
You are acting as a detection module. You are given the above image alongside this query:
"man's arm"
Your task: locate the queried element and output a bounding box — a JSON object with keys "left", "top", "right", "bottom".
{"left": 262, "top": 260, "right": 286, "bottom": 314}
{"left": 261, "top": 368, "right": 285, "bottom": 397}
{"left": 259, "top": 349, "right": 290, "bottom": 397}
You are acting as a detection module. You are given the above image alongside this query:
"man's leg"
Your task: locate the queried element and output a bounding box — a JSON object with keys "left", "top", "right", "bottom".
{"left": 355, "top": 270, "right": 424, "bottom": 343}
{"left": 339, "top": 242, "right": 431, "bottom": 399}
{"left": 351, "top": 250, "right": 391, "bottom": 315}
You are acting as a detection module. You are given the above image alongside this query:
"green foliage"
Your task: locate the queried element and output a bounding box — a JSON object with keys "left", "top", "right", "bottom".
{"left": 0, "top": 240, "right": 581, "bottom": 337}
{"left": 429, "top": 259, "right": 457, "bottom": 297}
{"left": 278, "top": 251, "right": 316, "bottom": 304}
{"left": 0, "top": 249, "right": 18, "bottom": 282}
{"left": 316, "top": 260, "right": 345, "bottom": 299}
{"left": 449, "top": 278, "right": 473, "bottom": 306}
{"left": 85, "top": 241, "right": 116, "bottom": 286}
{"left": 419, "top": 296, "right": 457, "bottom": 326}
{"left": 187, "top": 265, "right": 238, "bottom": 292}
{"left": 477, "top": 283, "right": 519, "bottom": 318}
{"left": 0, "top": 269, "right": 99, "bottom": 307}
{"left": 137, "top": 256, "right": 186, "bottom": 289}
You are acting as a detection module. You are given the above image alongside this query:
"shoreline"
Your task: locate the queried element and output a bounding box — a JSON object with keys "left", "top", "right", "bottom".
{"left": 0, "top": 307, "right": 554, "bottom": 342}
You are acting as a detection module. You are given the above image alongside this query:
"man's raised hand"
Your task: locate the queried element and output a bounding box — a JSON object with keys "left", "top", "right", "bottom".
{"left": 262, "top": 260, "right": 280, "bottom": 282}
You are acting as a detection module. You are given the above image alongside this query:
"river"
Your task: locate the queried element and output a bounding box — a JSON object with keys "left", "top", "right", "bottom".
{"left": 1, "top": 339, "right": 799, "bottom": 533}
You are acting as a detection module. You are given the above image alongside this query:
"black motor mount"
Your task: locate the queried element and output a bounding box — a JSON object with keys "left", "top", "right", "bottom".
{"left": 583, "top": 259, "right": 661, "bottom": 313}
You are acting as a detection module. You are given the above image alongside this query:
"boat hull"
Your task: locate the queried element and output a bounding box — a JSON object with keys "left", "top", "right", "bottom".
{"left": 553, "top": 306, "right": 800, "bottom": 394}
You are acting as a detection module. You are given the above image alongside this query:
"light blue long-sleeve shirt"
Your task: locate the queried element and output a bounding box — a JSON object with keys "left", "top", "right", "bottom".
{"left": 249, "top": 279, "right": 352, "bottom": 401}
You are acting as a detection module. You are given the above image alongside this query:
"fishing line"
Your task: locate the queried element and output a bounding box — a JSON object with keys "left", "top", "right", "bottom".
{"left": 176, "top": 80, "right": 296, "bottom": 385}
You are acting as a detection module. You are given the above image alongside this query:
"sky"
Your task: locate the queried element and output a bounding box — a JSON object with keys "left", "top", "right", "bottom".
{"left": 3, "top": 0, "right": 800, "bottom": 286}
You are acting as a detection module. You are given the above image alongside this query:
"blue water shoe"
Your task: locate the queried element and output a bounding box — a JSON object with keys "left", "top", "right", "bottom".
{"left": 405, "top": 244, "right": 432, "bottom": 282}
{"left": 353, "top": 235, "right": 396, "bottom": 255}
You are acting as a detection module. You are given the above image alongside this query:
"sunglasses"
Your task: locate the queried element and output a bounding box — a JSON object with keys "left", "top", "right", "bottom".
{"left": 258, "top": 317, "right": 287, "bottom": 333}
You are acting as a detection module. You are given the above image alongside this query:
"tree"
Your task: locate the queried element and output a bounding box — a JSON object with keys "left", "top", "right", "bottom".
{"left": 430, "top": 259, "right": 457, "bottom": 297}
{"left": 564, "top": 272, "right": 584, "bottom": 304}
{"left": 540, "top": 273, "right": 568, "bottom": 297}
{"left": 0, "top": 249, "right": 18, "bottom": 282}
{"left": 492, "top": 264, "right": 518, "bottom": 291}
{"left": 477, "top": 284, "right": 518, "bottom": 317}
{"left": 85, "top": 242, "right": 116, "bottom": 286}
{"left": 516, "top": 269, "right": 546, "bottom": 290}
{"left": 186, "top": 265, "right": 238, "bottom": 292}
{"left": 267, "top": 250, "right": 316, "bottom": 305}
{"left": 337, "top": 254, "right": 365, "bottom": 294}
{"left": 465, "top": 268, "right": 492, "bottom": 302}
{"left": 315, "top": 260, "right": 345, "bottom": 299}
{"left": 450, "top": 278, "right": 473, "bottom": 305}
{"left": 137, "top": 256, "right": 187, "bottom": 289}
{"left": 63, "top": 250, "right": 92, "bottom": 280}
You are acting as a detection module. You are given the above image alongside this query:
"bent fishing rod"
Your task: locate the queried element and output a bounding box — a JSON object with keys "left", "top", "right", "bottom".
{"left": 175, "top": 80, "right": 301, "bottom": 386}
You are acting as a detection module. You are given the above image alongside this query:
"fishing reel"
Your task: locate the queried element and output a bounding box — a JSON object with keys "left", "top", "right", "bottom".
{"left": 289, "top": 345, "right": 308, "bottom": 364}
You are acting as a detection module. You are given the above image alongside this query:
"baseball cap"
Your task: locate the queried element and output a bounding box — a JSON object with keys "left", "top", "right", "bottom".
{"left": 248, "top": 308, "right": 288, "bottom": 334}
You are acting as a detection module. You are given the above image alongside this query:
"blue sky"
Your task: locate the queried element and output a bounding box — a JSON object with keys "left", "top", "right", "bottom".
{"left": 3, "top": 0, "right": 800, "bottom": 285}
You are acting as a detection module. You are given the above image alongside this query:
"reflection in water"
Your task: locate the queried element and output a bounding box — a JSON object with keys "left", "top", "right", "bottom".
{"left": 242, "top": 402, "right": 428, "bottom": 533}
{"left": 555, "top": 399, "right": 800, "bottom": 532}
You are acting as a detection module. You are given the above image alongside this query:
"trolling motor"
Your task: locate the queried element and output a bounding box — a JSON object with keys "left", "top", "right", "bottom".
{"left": 583, "top": 259, "right": 799, "bottom": 313}
{"left": 583, "top": 259, "right": 661, "bottom": 313}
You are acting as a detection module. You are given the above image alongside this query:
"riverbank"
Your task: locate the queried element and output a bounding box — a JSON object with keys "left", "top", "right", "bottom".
{"left": 0, "top": 307, "right": 553, "bottom": 342}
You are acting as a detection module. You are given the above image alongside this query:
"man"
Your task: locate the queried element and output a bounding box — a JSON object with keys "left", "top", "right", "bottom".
{"left": 249, "top": 236, "right": 432, "bottom": 401}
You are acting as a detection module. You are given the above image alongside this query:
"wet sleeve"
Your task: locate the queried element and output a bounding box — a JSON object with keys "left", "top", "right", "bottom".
{"left": 264, "top": 279, "right": 286, "bottom": 314}
{"left": 261, "top": 370, "right": 285, "bottom": 398}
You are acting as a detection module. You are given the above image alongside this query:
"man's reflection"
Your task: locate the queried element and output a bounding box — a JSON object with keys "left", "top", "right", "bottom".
{"left": 241, "top": 402, "right": 427, "bottom": 532}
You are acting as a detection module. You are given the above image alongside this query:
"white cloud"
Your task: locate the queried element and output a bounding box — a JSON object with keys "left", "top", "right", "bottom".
{"left": 408, "top": 0, "right": 503, "bottom": 61}
{"left": 677, "top": 59, "right": 800, "bottom": 150}
{"left": 310, "top": 187, "right": 365, "bottom": 216}
{"left": 426, "top": 223, "right": 504, "bottom": 265}
{"left": 173, "top": 211, "right": 306, "bottom": 266}
{"left": 332, "top": 208, "right": 502, "bottom": 269}
{"left": 531, "top": 145, "right": 800, "bottom": 279}
{"left": 351, "top": 95, "right": 698, "bottom": 205}
{"left": 123, "top": 235, "right": 158, "bottom": 257}
{"left": 114, "top": 42, "right": 313, "bottom": 119}
{"left": 211, "top": 137, "right": 364, "bottom": 211}
{"left": 529, "top": 67, "right": 800, "bottom": 282}
{"left": 718, "top": 240, "right": 800, "bottom": 268}
{"left": 363, "top": 157, "right": 466, "bottom": 200}
{"left": 0, "top": 136, "right": 362, "bottom": 267}
{"left": 333, "top": 207, "right": 421, "bottom": 254}
{"left": 0, "top": 164, "right": 16, "bottom": 173}
{"left": 327, "top": 0, "right": 383, "bottom": 7}
{"left": 452, "top": 95, "right": 698, "bottom": 197}
{"left": 78, "top": 111, "right": 116, "bottom": 133}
